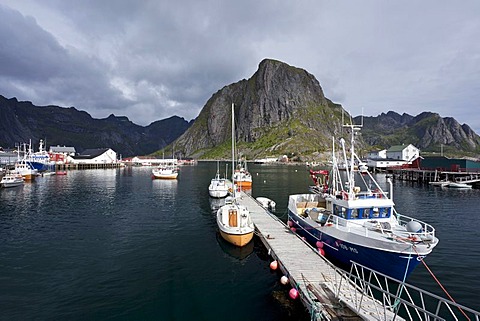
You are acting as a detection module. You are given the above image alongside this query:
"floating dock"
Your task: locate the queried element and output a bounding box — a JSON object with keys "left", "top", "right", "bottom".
{"left": 237, "top": 191, "right": 480, "bottom": 320}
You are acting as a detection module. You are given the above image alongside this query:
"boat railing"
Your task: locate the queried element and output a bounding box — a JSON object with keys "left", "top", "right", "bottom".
{"left": 325, "top": 261, "right": 480, "bottom": 320}
{"left": 394, "top": 210, "right": 436, "bottom": 241}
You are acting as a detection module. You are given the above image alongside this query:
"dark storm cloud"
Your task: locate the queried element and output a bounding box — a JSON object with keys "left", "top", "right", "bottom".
{"left": 1, "top": 1, "right": 480, "bottom": 132}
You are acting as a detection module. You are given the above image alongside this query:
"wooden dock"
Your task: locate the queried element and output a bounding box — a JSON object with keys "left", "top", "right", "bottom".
{"left": 388, "top": 168, "right": 480, "bottom": 187}
{"left": 237, "top": 191, "right": 404, "bottom": 321}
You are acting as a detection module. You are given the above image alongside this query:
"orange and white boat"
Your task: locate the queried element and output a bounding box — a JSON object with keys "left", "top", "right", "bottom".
{"left": 217, "top": 199, "right": 254, "bottom": 247}
{"left": 217, "top": 103, "right": 254, "bottom": 247}
{"left": 233, "top": 161, "right": 252, "bottom": 188}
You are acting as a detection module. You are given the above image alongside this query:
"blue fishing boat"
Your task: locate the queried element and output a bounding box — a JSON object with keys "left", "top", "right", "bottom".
{"left": 287, "top": 122, "right": 439, "bottom": 281}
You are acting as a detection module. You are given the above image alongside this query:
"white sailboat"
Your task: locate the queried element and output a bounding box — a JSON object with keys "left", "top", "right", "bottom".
{"left": 216, "top": 103, "right": 254, "bottom": 247}
{"left": 208, "top": 162, "right": 230, "bottom": 198}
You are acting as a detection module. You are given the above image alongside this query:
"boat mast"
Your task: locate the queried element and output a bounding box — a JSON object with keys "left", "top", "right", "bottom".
{"left": 342, "top": 116, "right": 362, "bottom": 197}
{"left": 231, "top": 103, "right": 235, "bottom": 196}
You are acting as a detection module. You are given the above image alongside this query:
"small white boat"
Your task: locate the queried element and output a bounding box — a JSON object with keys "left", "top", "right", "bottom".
{"left": 446, "top": 182, "right": 472, "bottom": 189}
{"left": 429, "top": 180, "right": 450, "bottom": 187}
{"left": 256, "top": 197, "right": 276, "bottom": 211}
{"left": 0, "top": 172, "right": 25, "bottom": 188}
{"left": 208, "top": 162, "right": 230, "bottom": 198}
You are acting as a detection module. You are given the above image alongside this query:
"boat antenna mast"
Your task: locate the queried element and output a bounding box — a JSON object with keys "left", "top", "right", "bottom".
{"left": 342, "top": 110, "right": 363, "bottom": 197}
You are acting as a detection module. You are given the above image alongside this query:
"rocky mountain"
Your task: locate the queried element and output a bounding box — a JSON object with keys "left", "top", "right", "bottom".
{"left": 356, "top": 111, "right": 480, "bottom": 155}
{"left": 171, "top": 59, "right": 348, "bottom": 160}
{"left": 171, "top": 59, "right": 480, "bottom": 160}
{"left": 0, "top": 95, "right": 192, "bottom": 157}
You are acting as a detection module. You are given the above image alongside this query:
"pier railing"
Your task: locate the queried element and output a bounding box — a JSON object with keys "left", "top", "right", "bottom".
{"left": 326, "top": 261, "right": 480, "bottom": 321}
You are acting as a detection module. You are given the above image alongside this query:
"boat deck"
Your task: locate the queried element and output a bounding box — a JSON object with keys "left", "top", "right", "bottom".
{"left": 237, "top": 191, "right": 404, "bottom": 320}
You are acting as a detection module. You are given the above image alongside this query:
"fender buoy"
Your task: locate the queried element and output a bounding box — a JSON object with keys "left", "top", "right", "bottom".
{"left": 289, "top": 288, "right": 299, "bottom": 300}
{"left": 270, "top": 260, "right": 278, "bottom": 270}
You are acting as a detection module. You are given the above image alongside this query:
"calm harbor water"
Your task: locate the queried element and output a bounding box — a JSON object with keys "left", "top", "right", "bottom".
{"left": 0, "top": 162, "right": 479, "bottom": 320}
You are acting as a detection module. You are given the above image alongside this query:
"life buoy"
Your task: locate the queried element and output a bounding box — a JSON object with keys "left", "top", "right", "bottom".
{"left": 342, "top": 191, "right": 349, "bottom": 200}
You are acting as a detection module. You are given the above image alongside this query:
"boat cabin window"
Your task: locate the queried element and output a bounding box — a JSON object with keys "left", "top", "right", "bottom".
{"left": 346, "top": 208, "right": 372, "bottom": 219}
{"left": 334, "top": 206, "right": 391, "bottom": 219}
{"left": 333, "top": 205, "right": 347, "bottom": 218}
{"left": 371, "top": 207, "right": 391, "bottom": 218}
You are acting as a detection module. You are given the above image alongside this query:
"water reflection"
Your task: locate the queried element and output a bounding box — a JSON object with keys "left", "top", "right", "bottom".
{"left": 215, "top": 232, "right": 254, "bottom": 261}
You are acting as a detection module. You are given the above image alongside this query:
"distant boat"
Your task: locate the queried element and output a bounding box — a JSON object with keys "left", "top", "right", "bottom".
{"left": 216, "top": 103, "right": 254, "bottom": 247}
{"left": 233, "top": 159, "right": 252, "bottom": 188}
{"left": 152, "top": 158, "right": 178, "bottom": 180}
{"left": 208, "top": 162, "right": 230, "bottom": 198}
{"left": 429, "top": 180, "right": 450, "bottom": 187}
{"left": 446, "top": 182, "right": 471, "bottom": 189}
{"left": 287, "top": 122, "right": 439, "bottom": 281}
{"left": 0, "top": 172, "right": 25, "bottom": 188}
{"left": 15, "top": 159, "right": 38, "bottom": 180}
{"left": 152, "top": 165, "right": 178, "bottom": 179}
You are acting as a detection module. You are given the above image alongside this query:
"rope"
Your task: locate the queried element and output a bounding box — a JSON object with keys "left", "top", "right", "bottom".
{"left": 413, "top": 247, "right": 471, "bottom": 321}
{"left": 391, "top": 245, "right": 413, "bottom": 311}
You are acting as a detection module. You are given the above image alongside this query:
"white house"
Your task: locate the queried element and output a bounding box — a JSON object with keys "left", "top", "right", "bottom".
{"left": 366, "top": 158, "right": 408, "bottom": 169}
{"left": 367, "top": 149, "right": 387, "bottom": 159}
{"left": 366, "top": 144, "right": 419, "bottom": 169}
{"left": 386, "top": 144, "right": 420, "bottom": 161}
{"left": 67, "top": 148, "right": 118, "bottom": 164}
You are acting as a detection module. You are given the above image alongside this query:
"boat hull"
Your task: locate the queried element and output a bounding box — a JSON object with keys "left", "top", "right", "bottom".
{"left": 289, "top": 210, "right": 424, "bottom": 281}
{"left": 234, "top": 180, "right": 252, "bottom": 188}
{"left": 219, "top": 230, "right": 254, "bottom": 247}
{"left": 152, "top": 173, "right": 178, "bottom": 179}
{"left": 209, "top": 190, "right": 229, "bottom": 198}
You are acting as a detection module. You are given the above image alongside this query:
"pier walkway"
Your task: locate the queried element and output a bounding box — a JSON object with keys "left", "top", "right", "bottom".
{"left": 237, "top": 191, "right": 402, "bottom": 320}
{"left": 237, "top": 191, "right": 480, "bottom": 321}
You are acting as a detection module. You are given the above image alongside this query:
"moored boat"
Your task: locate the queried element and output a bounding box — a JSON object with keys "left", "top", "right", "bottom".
{"left": 208, "top": 163, "right": 230, "bottom": 198}
{"left": 233, "top": 159, "right": 252, "bottom": 188}
{"left": 217, "top": 199, "right": 254, "bottom": 247}
{"left": 15, "top": 159, "right": 38, "bottom": 180}
{"left": 152, "top": 163, "right": 178, "bottom": 179}
{"left": 0, "top": 172, "right": 25, "bottom": 188}
{"left": 288, "top": 122, "right": 439, "bottom": 281}
{"left": 446, "top": 182, "right": 471, "bottom": 189}
{"left": 216, "top": 103, "right": 254, "bottom": 247}
{"left": 429, "top": 180, "right": 450, "bottom": 187}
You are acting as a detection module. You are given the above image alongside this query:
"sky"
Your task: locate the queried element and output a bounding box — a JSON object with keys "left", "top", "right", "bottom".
{"left": 1, "top": 1, "right": 480, "bottom": 132}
